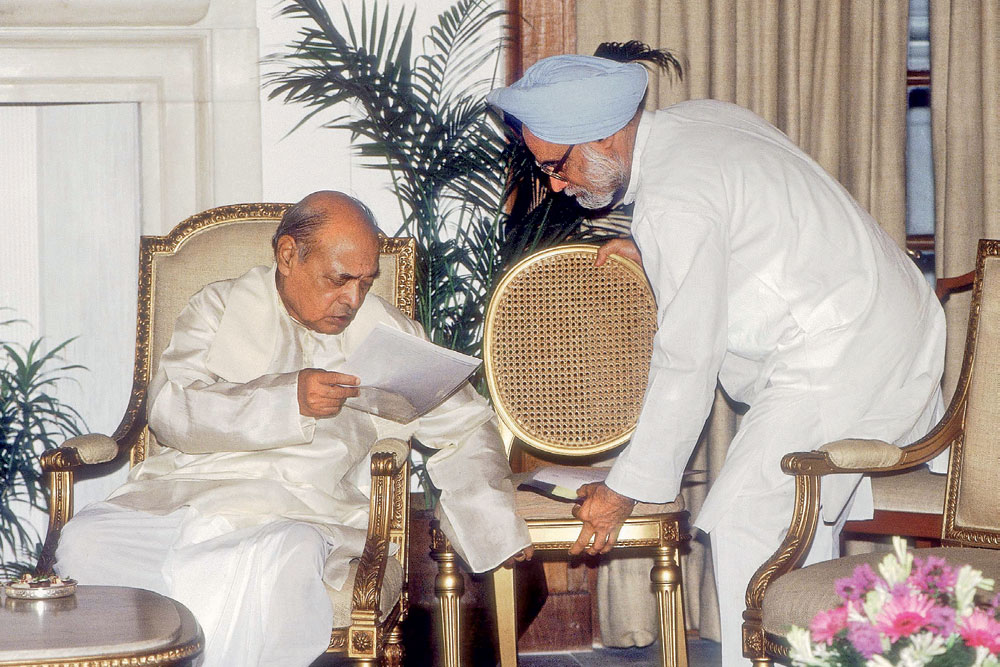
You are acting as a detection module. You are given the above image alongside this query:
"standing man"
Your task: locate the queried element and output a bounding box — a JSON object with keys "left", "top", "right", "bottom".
{"left": 56, "top": 191, "right": 532, "bottom": 667}
{"left": 487, "top": 56, "right": 945, "bottom": 664}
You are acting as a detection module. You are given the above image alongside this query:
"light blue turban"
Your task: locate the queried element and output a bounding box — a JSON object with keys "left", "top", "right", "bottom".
{"left": 486, "top": 55, "right": 648, "bottom": 145}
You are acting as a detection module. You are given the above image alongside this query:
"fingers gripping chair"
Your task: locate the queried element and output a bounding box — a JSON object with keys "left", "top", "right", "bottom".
{"left": 34, "top": 204, "right": 417, "bottom": 667}
{"left": 433, "top": 245, "right": 690, "bottom": 667}
{"left": 743, "top": 238, "right": 1000, "bottom": 666}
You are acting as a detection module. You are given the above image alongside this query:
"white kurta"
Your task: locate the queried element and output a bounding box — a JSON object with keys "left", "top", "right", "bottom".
{"left": 106, "top": 264, "right": 530, "bottom": 585}
{"left": 598, "top": 101, "right": 945, "bottom": 666}
{"left": 603, "top": 101, "right": 945, "bottom": 529}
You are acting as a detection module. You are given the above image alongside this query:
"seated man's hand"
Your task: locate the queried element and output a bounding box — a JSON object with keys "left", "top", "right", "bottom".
{"left": 501, "top": 546, "right": 535, "bottom": 569}
{"left": 297, "top": 369, "right": 360, "bottom": 418}
{"left": 569, "top": 482, "right": 635, "bottom": 556}
{"left": 595, "top": 238, "right": 642, "bottom": 267}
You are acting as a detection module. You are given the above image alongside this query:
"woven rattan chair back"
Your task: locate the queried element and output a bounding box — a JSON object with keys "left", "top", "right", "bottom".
{"left": 944, "top": 239, "right": 1000, "bottom": 544}
{"left": 483, "top": 244, "right": 657, "bottom": 457}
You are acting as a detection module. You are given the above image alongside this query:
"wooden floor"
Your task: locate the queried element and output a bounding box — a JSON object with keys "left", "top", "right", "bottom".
{"left": 518, "top": 638, "right": 721, "bottom": 667}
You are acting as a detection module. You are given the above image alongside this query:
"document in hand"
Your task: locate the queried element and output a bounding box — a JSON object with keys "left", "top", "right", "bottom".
{"left": 336, "top": 323, "right": 481, "bottom": 424}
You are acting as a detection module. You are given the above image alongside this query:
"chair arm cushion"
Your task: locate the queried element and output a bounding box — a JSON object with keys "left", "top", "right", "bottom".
{"left": 371, "top": 438, "right": 409, "bottom": 475}
{"left": 816, "top": 438, "right": 902, "bottom": 469}
{"left": 42, "top": 434, "right": 119, "bottom": 470}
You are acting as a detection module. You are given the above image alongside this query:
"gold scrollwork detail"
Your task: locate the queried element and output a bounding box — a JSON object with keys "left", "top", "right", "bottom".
{"left": 328, "top": 630, "right": 348, "bottom": 650}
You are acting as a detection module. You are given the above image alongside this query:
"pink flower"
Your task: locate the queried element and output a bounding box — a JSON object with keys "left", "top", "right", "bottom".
{"left": 875, "top": 592, "right": 935, "bottom": 642}
{"left": 810, "top": 605, "right": 848, "bottom": 645}
{"left": 847, "top": 621, "right": 883, "bottom": 659}
{"left": 958, "top": 608, "right": 1000, "bottom": 653}
{"left": 836, "top": 563, "right": 879, "bottom": 601}
{"left": 909, "top": 556, "right": 958, "bottom": 598}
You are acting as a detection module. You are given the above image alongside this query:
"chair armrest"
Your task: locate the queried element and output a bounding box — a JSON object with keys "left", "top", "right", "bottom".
{"left": 41, "top": 434, "right": 120, "bottom": 471}
{"left": 369, "top": 438, "right": 409, "bottom": 476}
{"left": 350, "top": 438, "right": 411, "bottom": 631}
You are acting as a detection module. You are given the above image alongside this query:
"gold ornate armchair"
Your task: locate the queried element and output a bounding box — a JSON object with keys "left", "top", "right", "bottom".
{"left": 34, "top": 204, "right": 416, "bottom": 667}
{"left": 743, "top": 238, "right": 1000, "bottom": 665}
{"left": 433, "top": 245, "right": 689, "bottom": 667}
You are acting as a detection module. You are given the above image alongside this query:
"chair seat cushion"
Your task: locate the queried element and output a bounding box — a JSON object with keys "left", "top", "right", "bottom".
{"left": 328, "top": 556, "right": 404, "bottom": 628}
{"left": 515, "top": 488, "right": 684, "bottom": 519}
{"left": 762, "top": 547, "right": 1000, "bottom": 636}
{"left": 870, "top": 466, "right": 946, "bottom": 514}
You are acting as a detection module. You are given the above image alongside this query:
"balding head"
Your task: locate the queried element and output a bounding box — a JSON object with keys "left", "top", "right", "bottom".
{"left": 272, "top": 190, "right": 379, "bottom": 259}
{"left": 273, "top": 191, "right": 382, "bottom": 334}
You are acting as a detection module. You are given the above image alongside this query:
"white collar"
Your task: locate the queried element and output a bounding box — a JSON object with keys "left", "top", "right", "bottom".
{"left": 621, "top": 110, "right": 654, "bottom": 207}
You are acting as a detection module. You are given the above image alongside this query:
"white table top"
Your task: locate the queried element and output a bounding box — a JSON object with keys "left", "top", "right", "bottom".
{"left": 0, "top": 585, "right": 202, "bottom": 665}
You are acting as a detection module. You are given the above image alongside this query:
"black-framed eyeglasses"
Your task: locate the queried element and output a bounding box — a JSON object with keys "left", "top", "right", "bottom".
{"left": 536, "top": 144, "right": 575, "bottom": 182}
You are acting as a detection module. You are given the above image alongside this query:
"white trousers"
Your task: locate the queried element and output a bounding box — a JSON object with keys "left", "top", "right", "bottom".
{"left": 54, "top": 502, "right": 335, "bottom": 667}
{"left": 709, "top": 479, "right": 847, "bottom": 667}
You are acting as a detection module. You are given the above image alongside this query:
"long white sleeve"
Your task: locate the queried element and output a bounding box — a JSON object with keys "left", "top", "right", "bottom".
{"left": 604, "top": 203, "right": 729, "bottom": 503}
{"left": 417, "top": 384, "right": 531, "bottom": 573}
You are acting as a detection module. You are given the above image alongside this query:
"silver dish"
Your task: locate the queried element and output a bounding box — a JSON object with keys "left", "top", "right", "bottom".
{"left": 3, "top": 579, "right": 77, "bottom": 600}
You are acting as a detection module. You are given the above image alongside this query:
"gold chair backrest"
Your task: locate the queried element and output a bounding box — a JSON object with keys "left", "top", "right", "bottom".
{"left": 944, "top": 238, "right": 1000, "bottom": 545}
{"left": 483, "top": 244, "right": 657, "bottom": 458}
{"left": 121, "top": 203, "right": 416, "bottom": 465}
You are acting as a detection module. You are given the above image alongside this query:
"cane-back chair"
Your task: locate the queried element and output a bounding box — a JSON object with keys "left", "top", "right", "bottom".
{"left": 432, "top": 245, "right": 690, "bottom": 667}
{"left": 743, "top": 238, "right": 1000, "bottom": 665}
{"left": 35, "top": 203, "right": 416, "bottom": 666}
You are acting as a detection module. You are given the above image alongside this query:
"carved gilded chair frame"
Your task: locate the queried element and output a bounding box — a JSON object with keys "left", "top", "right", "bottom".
{"left": 37, "top": 203, "right": 417, "bottom": 666}
{"left": 742, "top": 238, "right": 1000, "bottom": 665}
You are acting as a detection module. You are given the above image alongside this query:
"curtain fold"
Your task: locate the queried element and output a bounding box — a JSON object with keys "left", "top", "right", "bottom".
{"left": 930, "top": 0, "right": 1000, "bottom": 398}
{"left": 576, "top": 0, "right": 909, "bottom": 644}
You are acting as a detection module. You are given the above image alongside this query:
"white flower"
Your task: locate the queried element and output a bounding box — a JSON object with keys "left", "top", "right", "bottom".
{"left": 863, "top": 586, "right": 891, "bottom": 623}
{"left": 955, "top": 564, "right": 995, "bottom": 616}
{"left": 879, "top": 536, "right": 914, "bottom": 587}
{"left": 971, "top": 645, "right": 997, "bottom": 667}
{"left": 898, "top": 632, "right": 947, "bottom": 667}
{"left": 787, "top": 626, "right": 832, "bottom": 667}
{"left": 867, "top": 654, "right": 895, "bottom": 667}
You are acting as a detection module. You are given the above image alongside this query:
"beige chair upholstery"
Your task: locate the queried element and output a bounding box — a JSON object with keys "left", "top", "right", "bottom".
{"left": 743, "top": 238, "right": 1000, "bottom": 665}
{"left": 36, "top": 203, "right": 416, "bottom": 667}
{"left": 432, "top": 245, "right": 689, "bottom": 667}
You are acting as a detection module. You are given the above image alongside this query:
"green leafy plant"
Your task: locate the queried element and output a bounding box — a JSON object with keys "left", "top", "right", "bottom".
{"left": 264, "top": 0, "right": 609, "bottom": 361}
{"left": 1, "top": 318, "right": 85, "bottom": 578}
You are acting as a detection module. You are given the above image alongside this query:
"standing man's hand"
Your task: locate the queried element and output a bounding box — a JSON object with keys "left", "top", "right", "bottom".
{"left": 501, "top": 546, "right": 536, "bottom": 568}
{"left": 569, "top": 482, "right": 636, "bottom": 556}
{"left": 297, "top": 369, "right": 360, "bottom": 418}
{"left": 595, "top": 238, "right": 642, "bottom": 267}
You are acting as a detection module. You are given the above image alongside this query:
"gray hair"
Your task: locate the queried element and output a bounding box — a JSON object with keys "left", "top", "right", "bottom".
{"left": 271, "top": 194, "right": 379, "bottom": 258}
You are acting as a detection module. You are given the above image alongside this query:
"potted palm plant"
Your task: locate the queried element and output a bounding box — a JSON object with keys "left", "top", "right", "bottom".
{"left": 0, "top": 317, "right": 85, "bottom": 578}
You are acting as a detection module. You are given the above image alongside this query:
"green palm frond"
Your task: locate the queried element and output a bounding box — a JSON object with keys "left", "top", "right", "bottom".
{"left": 1, "top": 327, "right": 86, "bottom": 577}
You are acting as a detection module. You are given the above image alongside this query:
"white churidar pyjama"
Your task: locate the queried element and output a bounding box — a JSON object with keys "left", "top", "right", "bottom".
{"left": 55, "top": 501, "right": 334, "bottom": 667}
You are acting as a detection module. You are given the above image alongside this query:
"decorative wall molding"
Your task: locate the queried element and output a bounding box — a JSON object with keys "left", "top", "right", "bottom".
{"left": 0, "top": 0, "right": 262, "bottom": 234}
{"left": 0, "top": 0, "right": 211, "bottom": 27}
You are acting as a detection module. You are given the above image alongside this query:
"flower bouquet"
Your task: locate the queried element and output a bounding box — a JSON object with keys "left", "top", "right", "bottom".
{"left": 788, "top": 536, "right": 1000, "bottom": 666}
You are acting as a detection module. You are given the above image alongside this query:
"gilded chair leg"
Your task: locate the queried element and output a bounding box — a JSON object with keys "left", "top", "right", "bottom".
{"left": 651, "top": 544, "right": 688, "bottom": 667}
{"left": 381, "top": 624, "right": 404, "bottom": 667}
{"left": 492, "top": 565, "right": 518, "bottom": 667}
{"left": 431, "top": 525, "right": 465, "bottom": 667}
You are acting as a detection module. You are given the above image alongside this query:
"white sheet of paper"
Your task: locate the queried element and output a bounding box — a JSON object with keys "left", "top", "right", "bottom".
{"left": 336, "top": 323, "right": 481, "bottom": 423}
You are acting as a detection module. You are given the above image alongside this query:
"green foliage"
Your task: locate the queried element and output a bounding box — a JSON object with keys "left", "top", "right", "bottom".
{"left": 264, "top": 0, "right": 612, "bottom": 361}
{"left": 0, "top": 318, "right": 85, "bottom": 578}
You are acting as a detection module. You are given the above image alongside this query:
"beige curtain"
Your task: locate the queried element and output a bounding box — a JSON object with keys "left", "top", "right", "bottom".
{"left": 575, "top": 0, "right": 910, "bottom": 644}
{"left": 930, "top": 0, "right": 1000, "bottom": 398}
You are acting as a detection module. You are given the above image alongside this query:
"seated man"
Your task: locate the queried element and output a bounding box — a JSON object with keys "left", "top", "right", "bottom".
{"left": 55, "top": 191, "right": 532, "bottom": 667}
